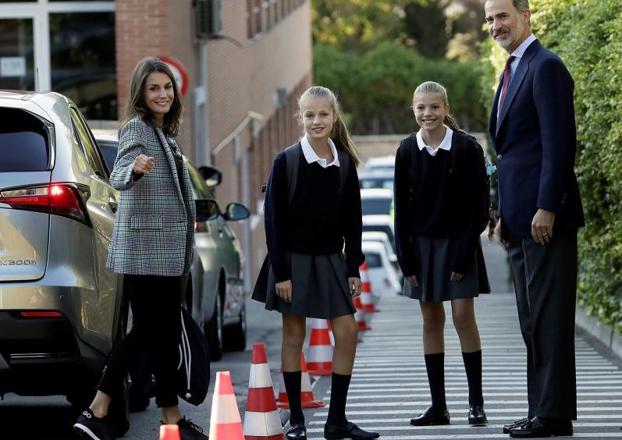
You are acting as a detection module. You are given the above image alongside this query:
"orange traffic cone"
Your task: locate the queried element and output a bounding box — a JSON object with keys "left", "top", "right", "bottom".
{"left": 353, "top": 295, "right": 370, "bottom": 331}
{"left": 276, "top": 353, "right": 325, "bottom": 409}
{"left": 360, "top": 263, "right": 379, "bottom": 313}
{"left": 209, "top": 371, "right": 245, "bottom": 440}
{"left": 306, "top": 319, "right": 333, "bottom": 376}
{"left": 160, "top": 425, "right": 181, "bottom": 440}
{"left": 244, "top": 343, "right": 284, "bottom": 440}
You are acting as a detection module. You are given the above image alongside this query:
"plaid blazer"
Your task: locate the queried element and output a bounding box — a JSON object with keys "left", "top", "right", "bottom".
{"left": 106, "top": 117, "right": 196, "bottom": 276}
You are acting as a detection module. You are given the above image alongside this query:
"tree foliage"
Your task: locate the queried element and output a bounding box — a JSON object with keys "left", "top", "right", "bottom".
{"left": 481, "top": 0, "right": 622, "bottom": 331}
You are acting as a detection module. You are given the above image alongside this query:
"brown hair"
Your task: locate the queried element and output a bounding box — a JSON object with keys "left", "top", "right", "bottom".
{"left": 412, "top": 81, "right": 461, "bottom": 132}
{"left": 125, "top": 56, "right": 183, "bottom": 137}
{"left": 298, "top": 86, "right": 360, "bottom": 167}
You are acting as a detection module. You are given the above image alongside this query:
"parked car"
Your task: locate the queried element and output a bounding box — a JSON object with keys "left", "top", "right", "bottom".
{"left": 358, "top": 169, "right": 394, "bottom": 190}
{"left": 362, "top": 231, "right": 398, "bottom": 269}
{"left": 361, "top": 241, "right": 401, "bottom": 296}
{"left": 362, "top": 215, "right": 396, "bottom": 254}
{"left": 0, "top": 91, "right": 133, "bottom": 432}
{"left": 93, "top": 130, "right": 249, "bottom": 362}
{"left": 362, "top": 155, "right": 395, "bottom": 172}
{"left": 361, "top": 188, "right": 393, "bottom": 217}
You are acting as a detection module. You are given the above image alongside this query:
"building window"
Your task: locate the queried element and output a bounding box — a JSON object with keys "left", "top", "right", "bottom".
{"left": 0, "top": 19, "right": 35, "bottom": 90}
{"left": 49, "top": 12, "right": 117, "bottom": 119}
{"left": 247, "top": 0, "right": 305, "bottom": 40}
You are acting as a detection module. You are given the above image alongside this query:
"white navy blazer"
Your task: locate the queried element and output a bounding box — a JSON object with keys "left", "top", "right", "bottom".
{"left": 106, "top": 117, "right": 196, "bottom": 276}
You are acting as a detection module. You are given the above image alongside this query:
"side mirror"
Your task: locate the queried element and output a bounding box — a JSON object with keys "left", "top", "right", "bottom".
{"left": 223, "top": 202, "right": 250, "bottom": 221}
{"left": 195, "top": 199, "right": 220, "bottom": 222}
{"left": 198, "top": 165, "right": 222, "bottom": 188}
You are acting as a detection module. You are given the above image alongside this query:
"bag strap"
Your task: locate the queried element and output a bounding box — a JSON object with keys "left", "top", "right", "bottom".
{"left": 284, "top": 143, "right": 301, "bottom": 204}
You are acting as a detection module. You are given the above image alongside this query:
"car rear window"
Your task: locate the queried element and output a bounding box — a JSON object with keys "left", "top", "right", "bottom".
{"left": 0, "top": 108, "right": 50, "bottom": 171}
{"left": 364, "top": 252, "right": 382, "bottom": 268}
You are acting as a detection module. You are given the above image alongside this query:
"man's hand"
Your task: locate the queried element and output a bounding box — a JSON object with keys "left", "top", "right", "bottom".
{"left": 133, "top": 154, "right": 155, "bottom": 175}
{"left": 349, "top": 277, "right": 362, "bottom": 297}
{"left": 406, "top": 275, "right": 418, "bottom": 287}
{"left": 275, "top": 280, "right": 293, "bottom": 303}
{"left": 493, "top": 218, "right": 509, "bottom": 250}
{"left": 531, "top": 209, "right": 555, "bottom": 245}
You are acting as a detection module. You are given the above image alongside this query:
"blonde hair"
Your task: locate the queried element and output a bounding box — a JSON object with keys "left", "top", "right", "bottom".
{"left": 412, "top": 81, "right": 461, "bottom": 132}
{"left": 298, "top": 86, "right": 360, "bottom": 167}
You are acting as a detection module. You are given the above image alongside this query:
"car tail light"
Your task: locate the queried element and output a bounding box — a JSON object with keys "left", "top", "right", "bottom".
{"left": 0, "top": 183, "right": 91, "bottom": 225}
{"left": 20, "top": 311, "right": 63, "bottom": 318}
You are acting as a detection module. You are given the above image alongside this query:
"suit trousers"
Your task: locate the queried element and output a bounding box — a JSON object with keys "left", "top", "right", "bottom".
{"left": 98, "top": 274, "right": 183, "bottom": 408}
{"left": 507, "top": 228, "right": 577, "bottom": 420}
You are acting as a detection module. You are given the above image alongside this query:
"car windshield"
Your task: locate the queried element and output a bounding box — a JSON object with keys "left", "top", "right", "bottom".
{"left": 97, "top": 141, "right": 118, "bottom": 172}
{"left": 360, "top": 177, "right": 393, "bottom": 190}
{"left": 362, "top": 198, "right": 392, "bottom": 216}
{"left": 364, "top": 252, "right": 382, "bottom": 268}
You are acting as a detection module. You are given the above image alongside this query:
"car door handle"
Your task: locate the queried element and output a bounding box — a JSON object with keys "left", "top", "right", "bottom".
{"left": 108, "top": 196, "right": 118, "bottom": 213}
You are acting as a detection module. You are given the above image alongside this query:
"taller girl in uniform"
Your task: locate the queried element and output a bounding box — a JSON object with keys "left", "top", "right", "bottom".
{"left": 394, "top": 81, "right": 491, "bottom": 427}
{"left": 253, "top": 86, "right": 379, "bottom": 440}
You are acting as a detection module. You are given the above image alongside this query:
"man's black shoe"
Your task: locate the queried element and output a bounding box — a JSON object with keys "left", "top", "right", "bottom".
{"left": 73, "top": 409, "right": 115, "bottom": 440}
{"left": 468, "top": 406, "right": 488, "bottom": 426}
{"left": 410, "top": 407, "right": 450, "bottom": 426}
{"left": 285, "top": 423, "right": 307, "bottom": 440}
{"left": 176, "top": 417, "right": 208, "bottom": 440}
{"left": 503, "top": 417, "right": 530, "bottom": 434}
{"left": 324, "top": 421, "right": 379, "bottom": 439}
{"left": 510, "top": 416, "right": 573, "bottom": 438}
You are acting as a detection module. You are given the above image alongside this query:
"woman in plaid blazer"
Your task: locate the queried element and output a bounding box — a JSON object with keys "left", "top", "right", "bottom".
{"left": 74, "top": 57, "right": 205, "bottom": 440}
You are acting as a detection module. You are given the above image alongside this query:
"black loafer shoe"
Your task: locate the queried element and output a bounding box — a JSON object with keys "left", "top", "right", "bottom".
{"left": 324, "top": 421, "right": 380, "bottom": 439}
{"left": 286, "top": 423, "right": 307, "bottom": 440}
{"left": 468, "top": 406, "right": 488, "bottom": 426}
{"left": 510, "top": 416, "right": 573, "bottom": 438}
{"left": 410, "top": 407, "right": 450, "bottom": 426}
{"left": 503, "top": 417, "right": 530, "bottom": 434}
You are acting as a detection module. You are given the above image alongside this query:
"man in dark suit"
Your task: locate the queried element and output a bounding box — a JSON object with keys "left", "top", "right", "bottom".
{"left": 485, "top": 0, "right": 584, "bottom": 437}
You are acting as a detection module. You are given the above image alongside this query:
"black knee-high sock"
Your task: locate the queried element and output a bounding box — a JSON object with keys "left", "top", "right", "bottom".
{"left": 462, "top": 350, "right": 484, "bottom": 407}
{"left": 424, "top": 353, "right": 446, "bottom": 412}
{"left": 283, "top": 371, "right": 304, "bottom": 425}
{"left": 327, "top": 372, "right": 351, "bottom": 426}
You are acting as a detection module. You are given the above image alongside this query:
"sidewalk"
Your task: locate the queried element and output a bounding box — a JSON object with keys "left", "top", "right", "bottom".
{"left": 305, "top": 294, "right": 622, "bottom": 439}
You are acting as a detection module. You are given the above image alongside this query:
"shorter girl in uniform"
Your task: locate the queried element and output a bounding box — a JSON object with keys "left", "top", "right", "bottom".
{"left": 253, "top": 86, "right": 379, "bottom": 440}
{"left": 394, "top": 81, "right": 490, "bottom": 427}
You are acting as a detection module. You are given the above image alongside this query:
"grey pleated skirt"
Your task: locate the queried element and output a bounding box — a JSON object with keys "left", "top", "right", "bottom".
{"left": 252, "top": 252, "right": 356, "bottom": 319}
{"left": 403, "top": 237, "right": 490, "bottom": 303}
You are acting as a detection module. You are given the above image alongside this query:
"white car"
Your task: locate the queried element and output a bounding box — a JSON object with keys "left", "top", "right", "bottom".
{"left": 362, "top": 231, "right": 397, "bottom": 268}
{"left": 363, "top": 155, "right": 395, "bottom": 172}
{"left": 361, "top": 188, "right": 393, "bottom": 217}
{"left": 362, "top": 215, "right": 395, "bottom": 254}
{"left": 361, "top": 241, "right": 401, "bottom": 296}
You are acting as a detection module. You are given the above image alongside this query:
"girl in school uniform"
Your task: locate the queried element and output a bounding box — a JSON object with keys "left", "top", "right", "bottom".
{"left": 394, "top": 81, "right": 491, "bottom": 427}
{"left": 253, "top": 86, "right": 379, "bottom": 440}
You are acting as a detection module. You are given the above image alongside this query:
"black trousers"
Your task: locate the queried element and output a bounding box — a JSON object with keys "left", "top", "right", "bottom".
{"left": 98, "top": 274, "right": 182, "bottom": 408}
{"left": 507, "top": 228, "right": 577, "bottom": 420}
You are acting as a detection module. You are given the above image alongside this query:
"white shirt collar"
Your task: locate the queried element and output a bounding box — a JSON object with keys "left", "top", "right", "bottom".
{"left": 300, "top": 135, "right": 340, "bottom": 168}
{"left": 510, "top": 33, "right": 537, "bottom": 61}
{"left": 416, "top": 126, "right": 454, "bottom": 156}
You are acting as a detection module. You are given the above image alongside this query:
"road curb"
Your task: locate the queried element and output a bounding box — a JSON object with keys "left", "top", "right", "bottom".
{"left": 575, "top": 306, "right": 622, "bottom": 360}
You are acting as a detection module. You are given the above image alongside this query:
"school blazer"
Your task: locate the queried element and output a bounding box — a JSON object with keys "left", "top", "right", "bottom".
{"left": 488, "top": 40, "right": 584, "bottom": 238}
{"left": 106, "top": 117, "right": 196, "bottom": 276}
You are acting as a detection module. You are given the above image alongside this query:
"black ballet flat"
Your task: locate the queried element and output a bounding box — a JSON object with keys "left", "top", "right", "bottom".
{"left": 468, "top": 406, "right": 488, "bottom": 426}
{"left": 285, "top": 423, "right": 307, "bottom": 440}
{"left": 410, "top": 407, "right": 450, "bottom": 426}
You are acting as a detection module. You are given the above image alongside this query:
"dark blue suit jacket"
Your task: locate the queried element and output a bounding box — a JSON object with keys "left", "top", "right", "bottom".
{"left": 488, "top": 40, "right": 584, "bottom": 238}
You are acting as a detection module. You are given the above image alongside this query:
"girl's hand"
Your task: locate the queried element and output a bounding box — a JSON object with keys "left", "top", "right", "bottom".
{"left": 275, "top": 280, "right": 293, "bottom": 303}
{"left": 133, "top": 154, "right": 155, "bottom": 175}
{"left": 406, "top": 275, "right": 418, "bottom": 287}
{"left": 450, "top": 272, "right": 464, "bottom": 282}
{"left": 348, "top": 277, "right": 362, "bottom": 297}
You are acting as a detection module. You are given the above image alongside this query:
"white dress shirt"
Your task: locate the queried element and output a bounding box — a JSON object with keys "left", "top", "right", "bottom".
{"left": 416, "top": 126, "right": 454, "bottom": 156}
{"left": 300, "top": 134, "right": 340, "bottom": 168}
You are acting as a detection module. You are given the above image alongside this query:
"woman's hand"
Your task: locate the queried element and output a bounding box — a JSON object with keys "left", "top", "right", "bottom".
{"left": 275, "top": 280, "right": 293, "bottom": 303}
{"left": 406, "top": 275, "right": 418, "bottom": 287}
{"left": 348, "top": 277, "right": 362, "bottom": 297}
{"left": 450, "top": 272, "right": 464, "bottom": 282}
{"left": 133, "top": 154, "right": 155, "bottom": 175}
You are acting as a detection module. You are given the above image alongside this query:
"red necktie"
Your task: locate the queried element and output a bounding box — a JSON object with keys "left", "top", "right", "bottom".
{"left": 498, "top": 55, "right": 516, "bottom": 113}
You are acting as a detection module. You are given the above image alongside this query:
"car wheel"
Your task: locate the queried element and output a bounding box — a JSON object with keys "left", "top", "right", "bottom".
{"left": 205, "top": 294, "right": 224, "bottom": 361}
{"left": 223, "top": 302, "right": 246, "bottom": 352}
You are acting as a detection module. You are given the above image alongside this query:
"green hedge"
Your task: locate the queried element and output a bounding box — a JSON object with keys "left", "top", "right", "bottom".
{"left": 482, "top": 0, "right": 622, "bottom": 331}
{"left": 314, "top": 42, "right": 487, "bottom": 134}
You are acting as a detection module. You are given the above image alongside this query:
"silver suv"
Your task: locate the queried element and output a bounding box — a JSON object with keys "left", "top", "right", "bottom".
{"left": 0, "top": 91, "right": 125, "bottom": 405}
